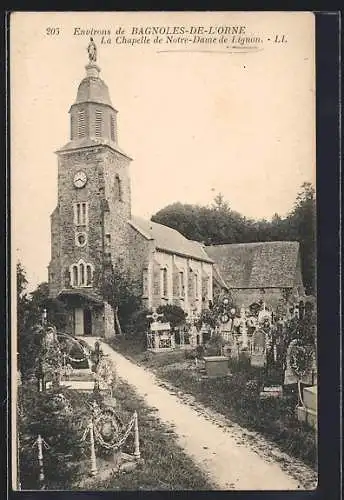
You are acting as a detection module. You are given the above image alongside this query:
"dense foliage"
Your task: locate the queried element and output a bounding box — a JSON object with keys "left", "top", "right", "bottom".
{"left": 16, "top": 264, "right": 68, "bottom": 379}
{"left": 152, "top": 183, "right": 316, "bottom": 294}
{"left": 18, "top": 384, "right": 89, "bottom": 489}
{"left": 100, "top": 264, "right": 142, "bottom": 332}
{"left": 156, "top": 304, "right": 187, "bottom": 328}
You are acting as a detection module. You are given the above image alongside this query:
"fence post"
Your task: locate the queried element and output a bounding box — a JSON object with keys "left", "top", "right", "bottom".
{"left": 89, "top": 420, "right": 98, "bottom": 476}
{"left": 133, "top": 411, "right": 140, "bottom": 459}
{"left": 37, "top": 434, "right": 45, "bottom": 489}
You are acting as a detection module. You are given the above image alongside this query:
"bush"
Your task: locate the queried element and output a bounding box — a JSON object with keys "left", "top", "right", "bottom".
{"left": 18, "top": 384, "right": 91, "bottom": 489}
{"left": 127, "top": 308, "right": 151, "bottom": 337}
{"left": 156, "top": 304, "right": 187, "bottom": 329}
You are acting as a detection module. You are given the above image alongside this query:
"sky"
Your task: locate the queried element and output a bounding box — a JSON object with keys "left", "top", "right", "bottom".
{"left": 10, "top": 12, "right": 316, "bottom": 290}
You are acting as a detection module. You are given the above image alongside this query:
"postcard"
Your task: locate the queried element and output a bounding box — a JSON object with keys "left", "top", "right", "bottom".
{"left": 11, "top": 11, "right": 317, "bottom": 491}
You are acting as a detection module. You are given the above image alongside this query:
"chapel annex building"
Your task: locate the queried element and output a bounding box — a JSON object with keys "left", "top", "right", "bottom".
{"left": 48, "top": 47, "right": 214, "bottom": 338}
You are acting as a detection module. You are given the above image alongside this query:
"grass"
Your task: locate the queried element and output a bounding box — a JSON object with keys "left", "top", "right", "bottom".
{"left": 108, "top": 335, "right": 317, "bottom": 470}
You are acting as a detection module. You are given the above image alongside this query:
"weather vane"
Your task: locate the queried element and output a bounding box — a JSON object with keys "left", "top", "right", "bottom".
{"left": 87, "top": 37, "right": 97, "bottom": 63}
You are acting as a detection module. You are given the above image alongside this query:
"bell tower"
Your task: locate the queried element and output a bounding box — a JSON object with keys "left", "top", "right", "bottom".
{"left": 48, "top": 39, "right": 132, "bottom": 338}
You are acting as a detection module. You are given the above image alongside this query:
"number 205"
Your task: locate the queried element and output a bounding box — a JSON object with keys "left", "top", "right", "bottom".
{"left": 46, "top": 27, "right": 60, "bottom": 35}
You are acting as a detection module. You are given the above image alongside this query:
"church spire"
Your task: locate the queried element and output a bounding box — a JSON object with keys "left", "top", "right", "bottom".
{"left": 65, "top": 39, "right": 119, "bottom": 144}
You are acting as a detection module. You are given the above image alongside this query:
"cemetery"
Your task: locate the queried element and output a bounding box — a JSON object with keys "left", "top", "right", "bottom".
{"left": 110, "top": 295, "right": 318, "bottom": 469}
{"left": 17, "top": 281, "right": 318, "bottom": 491}
{"left": 17, "top": 317, "right": 213, "bottom": 490}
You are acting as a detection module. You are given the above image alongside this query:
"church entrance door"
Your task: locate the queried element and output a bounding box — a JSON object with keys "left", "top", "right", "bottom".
{"left": 74, "top": 308, "right": 84, "bottom": 336}
{"left": 84, "top": 308, "right": 92, "bottom": 336}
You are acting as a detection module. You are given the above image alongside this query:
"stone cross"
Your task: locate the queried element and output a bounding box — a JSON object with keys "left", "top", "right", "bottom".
{"left": 240, "top": 306, "right": 249, "bottom": 349}
{"left": 146, "top": 308, "right": 164, "bottom": 323}
{"left": 189, "top": 308, "right": 199, "bottom": 325}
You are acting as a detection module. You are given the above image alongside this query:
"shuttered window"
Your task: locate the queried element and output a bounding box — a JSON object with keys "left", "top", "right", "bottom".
{"left": 95, "top": 109, "right": 102, "bottom": 137}
{"left": 110, "top": 115, "right": 115, "bottom": 141}
{"left": 70, "top": 114, "right": 75, "bottom": 140}
{"left": 78, "top": 110, "right": 86, "bottom": 138}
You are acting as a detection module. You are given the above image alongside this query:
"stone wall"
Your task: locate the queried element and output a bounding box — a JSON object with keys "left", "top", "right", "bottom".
{"left": 150, "top": 251, "right": 213, "bottom": 315}
{"left": 102, "top": 148, "right": 132, "bottom": 273}
{"left": 103, "top": 301, "right": 115, "bottom": 338}
{"left": 48, "top": 207, "right": 61, "bottom": 298}
{"left": 50, "top": 147, "right": 105, "bottom": 296}
{"left": 48, "top": 143, "right": 132, "bottom": 337}
{"left": 127, "top": 224, "right": 152, "bottom": 308}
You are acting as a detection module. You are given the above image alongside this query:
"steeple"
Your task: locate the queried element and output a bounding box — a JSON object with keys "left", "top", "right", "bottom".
{"left": 67, "top": 38, "right": 118, "bottom": 146}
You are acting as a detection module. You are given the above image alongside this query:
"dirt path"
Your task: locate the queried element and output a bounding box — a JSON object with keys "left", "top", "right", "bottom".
{"left": 84, "top": 338, "right": 316, "bottom": 490}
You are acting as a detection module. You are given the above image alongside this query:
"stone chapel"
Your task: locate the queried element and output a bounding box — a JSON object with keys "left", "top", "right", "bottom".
{"left": 48, "top": 43, "right": 214, "bottom": 338}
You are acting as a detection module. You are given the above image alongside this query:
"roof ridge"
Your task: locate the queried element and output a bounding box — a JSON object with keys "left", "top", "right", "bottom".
{"left": 130, "top": 216, "right": 213, "bottom": 263}
{"left": 207, "top": 240, "right": 299, "bottom": 248}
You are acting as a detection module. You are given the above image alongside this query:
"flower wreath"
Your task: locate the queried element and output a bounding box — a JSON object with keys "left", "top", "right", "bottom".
{"left": 289, "top": 343, "right": 314, "bottom": 380}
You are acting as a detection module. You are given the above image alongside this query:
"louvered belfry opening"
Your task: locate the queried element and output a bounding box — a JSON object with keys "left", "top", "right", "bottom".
{"left": 95, "top": 109, "right": 102, "bottom": 137}
{"left": 78, "top": 109, "right": 86, "bottom": 138}
{"left": 110, "top": 114, "right": 115, "bottom": 141}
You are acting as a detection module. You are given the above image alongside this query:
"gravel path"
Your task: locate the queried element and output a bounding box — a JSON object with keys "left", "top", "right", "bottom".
{"left": 83, "top": 338, "right": 316, "bottom": 491}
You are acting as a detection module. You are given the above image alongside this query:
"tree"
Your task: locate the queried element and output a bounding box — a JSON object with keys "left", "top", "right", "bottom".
{"left": 100, "top": 264, "right": 142, "bottom": 331}
{"left": 16, "top": 262, "right": 40, "bottom": 378}
{"left": 152, "top": 184, "right": 316, "bottom": 294}
{"left": 29, "top": 282, "right": 68, "bottom": 331}
{"left": 287, "top": 183, "right": 316, "bottom": 294}
{"left": 212, "top": 192, "right": 230, "bottom": 212}
{"left": 17, "top": 262, "right": 29, "bottom": 341}
{"left": 17, "top": 264, "right": 69, "bottom": 379}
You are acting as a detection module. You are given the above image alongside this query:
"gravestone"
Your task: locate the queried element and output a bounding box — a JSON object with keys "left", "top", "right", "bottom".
{"left": 203, "top": 356, "right": 229, "bottom": 377}
{"left": 250, "top": 329, "right": 266, "bottom": 367}
{"left": 147, "top": 322, "right": 174, "bottom": 352}
{"left": 297, "top": 385, "right": 317, "bottom": 429}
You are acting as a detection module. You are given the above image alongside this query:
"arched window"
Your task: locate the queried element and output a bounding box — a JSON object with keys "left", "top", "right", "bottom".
{"left": 86, "top": 265, "right": 92, "bottom": 286}
{"left": 161, "top": 267, "right": 168, "bottom": 297}
{"left": 73, "top": 202, "right": 88, "bottom": 226}
{"left": 72, "top": 265, "right": 78, "bottom": 287}
{"left": 142, "top": 268, "right": 149, "bottom": 297}
{"left": 115, "top": 175, "right": 122, "bottom": 201}
{"left": 179, "top": 271, "right": 185, "bottom": 297}
{"left": 194, "top": 273, "right": 199, "bottom": 299}
{"left": 79, "top": 262, "right": 85, "bottom": 286}
{"left": 69, "top": 260, "right": 94, "bottom": 287}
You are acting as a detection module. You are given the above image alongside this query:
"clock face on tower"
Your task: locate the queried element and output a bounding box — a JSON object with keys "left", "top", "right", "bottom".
{"left": 73, "top": 170, "right": 87, "bottom": 188}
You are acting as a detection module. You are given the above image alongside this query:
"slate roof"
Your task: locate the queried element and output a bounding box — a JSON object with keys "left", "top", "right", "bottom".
{"left": 74, "top": 76, "right": 113, "bottom": 107}
{"left": 129, "top": 216, "right": 213, "bottom": 263}
{"left": 205, "top": 241, "right": 300, "bottom": 289}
